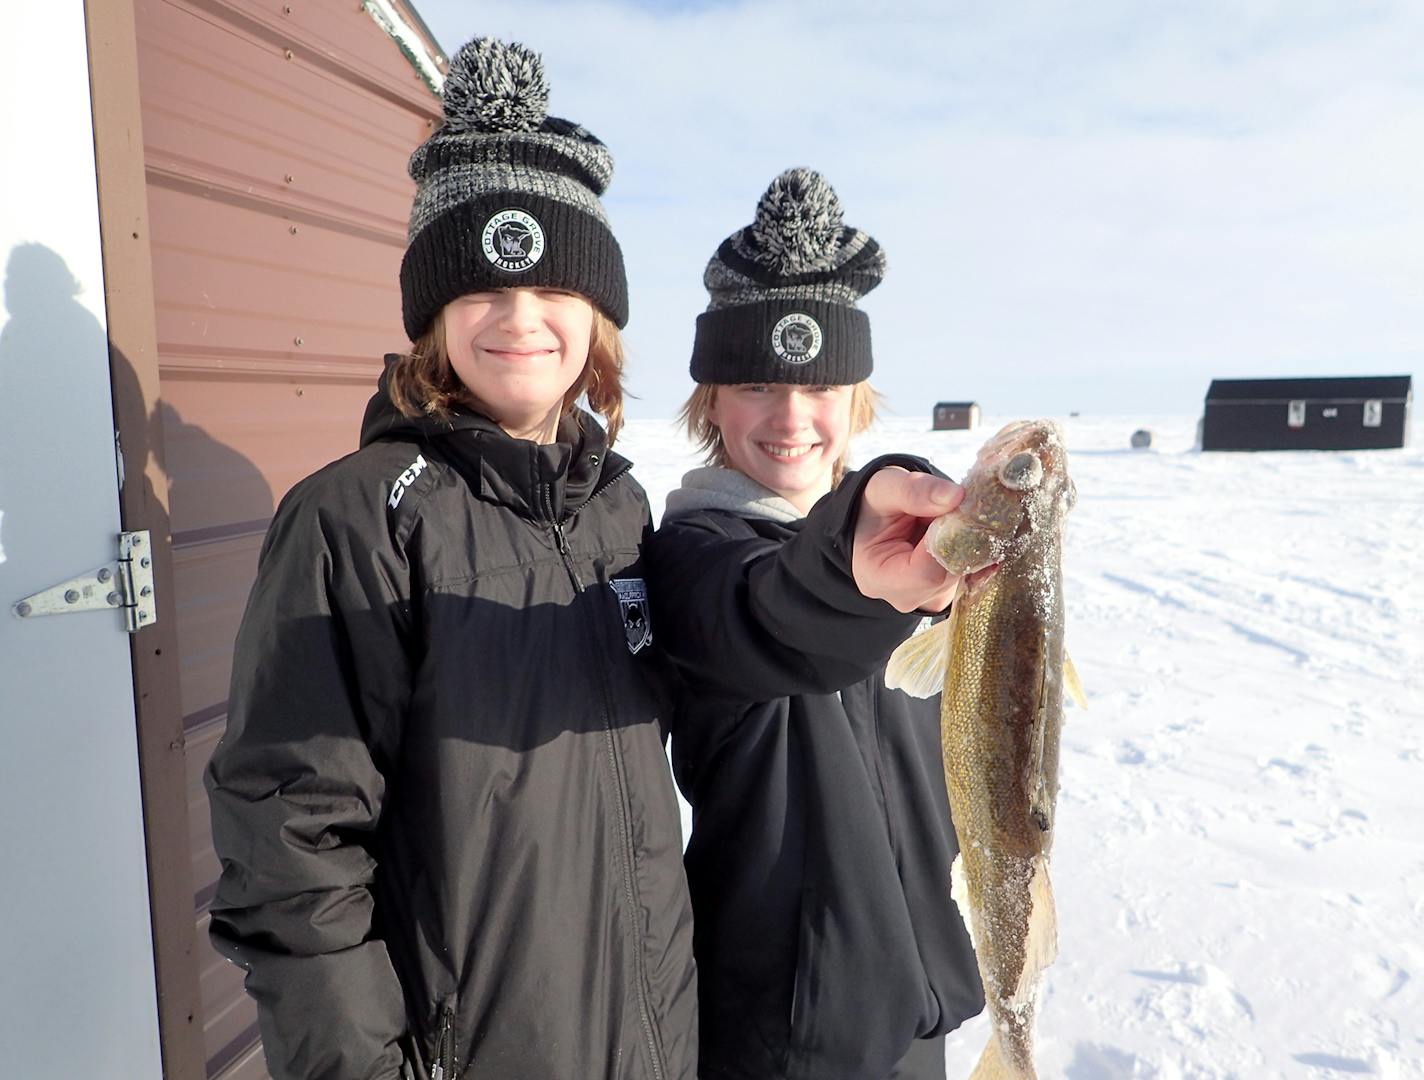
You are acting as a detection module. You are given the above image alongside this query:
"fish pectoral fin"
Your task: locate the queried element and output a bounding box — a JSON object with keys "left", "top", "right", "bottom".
{"left": 885, "top": 618, "right": 952, "bottom": 699}
{"left": 1063, "top": 651, "right": 1088, "bottom": 710}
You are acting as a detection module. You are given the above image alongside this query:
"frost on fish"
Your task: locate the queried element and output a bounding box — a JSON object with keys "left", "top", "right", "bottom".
{"left": 887, "top": 419, "right": 1076, "bottom": 1080}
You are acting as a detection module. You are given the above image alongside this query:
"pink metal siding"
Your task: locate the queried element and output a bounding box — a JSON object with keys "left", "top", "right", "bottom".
{"left": 132, "top": 1, "right": 441, "bottom": 1073}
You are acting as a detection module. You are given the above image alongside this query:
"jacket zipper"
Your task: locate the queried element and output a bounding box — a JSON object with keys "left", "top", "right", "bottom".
{"left": 866, "top": 682, "right": 899, "bottom": 857}
{"left": 430, "top": 1005, "right": 455, "bottom": 1080}
{"left": 551, "top": 516, "right": 577, "bottom": 569}
{"left": 544, "top": 483, "right": 667, "bottom": 1080}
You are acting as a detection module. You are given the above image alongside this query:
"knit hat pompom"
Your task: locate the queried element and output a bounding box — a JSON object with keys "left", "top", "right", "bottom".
{"left": 399, "top": 35, "right": 629, "bottom": 336}
{"left": 440, "top": 38, "right": 549, "bottom": 135}
{"left": 690, "top": 166, "right": 883, "bottom": 386}
{"left": 748, "top": 168, "right": 845, "bottom": 274}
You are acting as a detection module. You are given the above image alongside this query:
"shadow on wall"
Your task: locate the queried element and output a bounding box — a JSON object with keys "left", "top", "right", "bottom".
{"left": 1, "top": 239, "right": 273, "bottom": 607}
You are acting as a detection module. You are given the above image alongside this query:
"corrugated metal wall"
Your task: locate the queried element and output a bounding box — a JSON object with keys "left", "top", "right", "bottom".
{"left": 131, "top": 1, "right": 441, "bottom": 1074}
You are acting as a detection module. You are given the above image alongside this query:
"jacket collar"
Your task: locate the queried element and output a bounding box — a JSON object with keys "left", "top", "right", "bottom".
{"left": 360, "top": 356, "right": 628, "bottom": 522}
{"left": 436, "top": 410, "right": 624, "bottom": 522}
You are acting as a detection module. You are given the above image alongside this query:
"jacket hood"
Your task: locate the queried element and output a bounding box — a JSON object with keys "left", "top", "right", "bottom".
{"left": 662, "top": 466, "right": 803, "bottom": 525}
{"left": 360, "top": 354, "right": 627, "bottom": 521}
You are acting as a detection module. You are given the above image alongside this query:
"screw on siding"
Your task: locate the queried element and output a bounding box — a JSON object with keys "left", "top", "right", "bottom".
{"left": 294, "top": 337, "right": 304, "bottom": 346}
{"left": 283, "top": 4, "right": 292, "bottom": 12}
{"left": 65, "top": 589, "right": 80, "bottom": 604}
{"left": 290, "top": 225, "right": 299, "bottom": 235}
{"left": 97, "top": 567, "right": 112, "bottom": 583}
{"left": 285, "top": 49, "right": 295, "bottom": 60}
{"left": 15, "top": 602, "right": 31, "bottom": 617}
{"left": 284, "top": 174, "right": 295, "bottom": 184}
{"left": 296, "top": 387, "right": 305, "bottom": 396}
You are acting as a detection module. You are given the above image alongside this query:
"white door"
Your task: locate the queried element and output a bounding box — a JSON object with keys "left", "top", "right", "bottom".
{"left": 0, "top": 5, "right": 164, "bottom": 1075}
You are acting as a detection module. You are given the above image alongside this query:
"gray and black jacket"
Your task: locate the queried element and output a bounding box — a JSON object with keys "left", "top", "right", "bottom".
{"left": 206, "top": 371, "right": 924, "bottom": 1080}
{"left": 650, "top": 467, "right": 985, "bottom": 1080}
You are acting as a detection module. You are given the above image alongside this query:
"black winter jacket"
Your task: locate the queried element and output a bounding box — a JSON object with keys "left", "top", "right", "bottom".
{"left": 207, "top": 374, "right": 926, "bottom": 1080}
{"left": 649, "top": 467, "right": 985, "bottom": 1080}
{"left": 207, "top": 387, "right": 692, "bottom": 1080}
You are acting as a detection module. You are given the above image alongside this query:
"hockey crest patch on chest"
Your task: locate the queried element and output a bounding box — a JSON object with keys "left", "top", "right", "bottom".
{"left": 610, "top": 577, "right": 652, "bottom": 654}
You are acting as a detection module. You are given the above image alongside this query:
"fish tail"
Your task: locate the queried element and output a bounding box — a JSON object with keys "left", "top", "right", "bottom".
{"left": 1013, "top": 854, "right": 1059, "bottom": 1005}
{"left": 967, "top": 1031, "right": 1036, "bottom": 1080}
{"left": 966, "top": 856, "right": 1055, "bottom": 1078}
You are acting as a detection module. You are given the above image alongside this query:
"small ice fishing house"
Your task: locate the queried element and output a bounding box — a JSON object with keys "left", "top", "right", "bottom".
{"left": 1200, "top": 376, "right": 1412, "bottom": 451}
{"left": 933, "top": 401, "right": 981, "bottom": 430}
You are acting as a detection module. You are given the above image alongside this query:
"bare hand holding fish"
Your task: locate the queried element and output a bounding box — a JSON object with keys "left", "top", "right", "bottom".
{"left": 852, "top": 468, "right": 970, "bottom": 612}
{"left": 886, "top": 420, "right": 1086, "bottom": 1079}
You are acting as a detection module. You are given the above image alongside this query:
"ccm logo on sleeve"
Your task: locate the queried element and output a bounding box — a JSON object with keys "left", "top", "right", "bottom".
{"left": 387, "top": 454, "right": 428, "bottom": 510}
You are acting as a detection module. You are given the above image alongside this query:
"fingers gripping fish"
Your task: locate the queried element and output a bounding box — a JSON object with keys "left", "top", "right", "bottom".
{"left": 887, "top": 420, "right": 1084, "bottom": 1079}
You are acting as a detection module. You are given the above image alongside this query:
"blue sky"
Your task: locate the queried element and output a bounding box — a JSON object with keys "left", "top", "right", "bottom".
{"left": 409, "top": 0, "right": 1423, "bottom": 420}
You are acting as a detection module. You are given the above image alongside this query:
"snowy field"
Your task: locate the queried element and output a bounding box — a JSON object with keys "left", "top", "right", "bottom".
{"left": 617, "top": 411, "right": 1424, "bottom": 1080}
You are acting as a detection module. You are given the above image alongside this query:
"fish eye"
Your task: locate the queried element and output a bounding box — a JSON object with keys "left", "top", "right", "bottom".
{"left": 1000, "top": 451, "right": 1043, "bottom": 491}
{"left": 1061, "top": 478, "right": 1078, "bottom": 512}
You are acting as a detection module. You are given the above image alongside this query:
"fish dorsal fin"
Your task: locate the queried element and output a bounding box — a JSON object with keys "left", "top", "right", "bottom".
{"left": 885, "top": 617, "right": 952, "bottom": 699}
{"left": 1064, "top": 650, "right": 1087, "bottom": 710}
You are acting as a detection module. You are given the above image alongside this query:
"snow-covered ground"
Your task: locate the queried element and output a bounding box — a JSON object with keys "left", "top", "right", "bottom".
{"left": 617, "top": 411, "right": 1424, "bottom": 1080}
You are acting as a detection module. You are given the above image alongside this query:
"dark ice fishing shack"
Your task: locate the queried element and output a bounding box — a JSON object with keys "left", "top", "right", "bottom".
{"left": 933, "top": 401, "right": 981, "bottom": 430}
{"left": 1200, "top": 376, "right": 1412, "bottom": 451}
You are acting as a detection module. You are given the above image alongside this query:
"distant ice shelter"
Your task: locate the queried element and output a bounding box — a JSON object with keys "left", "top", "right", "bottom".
{"left": 1200, "top": 376, "right": 1412, "bottom": 451}
{"left": 933, "top": 401, "right": 981, "bottom": 430}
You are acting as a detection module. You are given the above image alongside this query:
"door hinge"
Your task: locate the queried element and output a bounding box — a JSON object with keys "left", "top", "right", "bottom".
{"left": 11, "top": 531, "right": 157, "bottom": 632}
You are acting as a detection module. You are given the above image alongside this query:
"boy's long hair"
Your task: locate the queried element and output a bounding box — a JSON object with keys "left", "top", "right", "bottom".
{"left": 677, "top": 381, "right": 881, "bottom": 488}
{"left": 387, "top": 305, "right": 626, "bottom": 445}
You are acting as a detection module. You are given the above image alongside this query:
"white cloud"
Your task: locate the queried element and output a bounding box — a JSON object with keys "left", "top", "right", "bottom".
{"left": 412, "top": 0, "right": 1424, "bottom": 417}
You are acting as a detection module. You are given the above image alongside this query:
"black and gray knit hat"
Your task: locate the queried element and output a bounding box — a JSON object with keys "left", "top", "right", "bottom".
{"left": 690, "top": 167, "right": 885, "bottom": 386}
{"left": 399, "top": 38, "right": 628, "bottom": 339}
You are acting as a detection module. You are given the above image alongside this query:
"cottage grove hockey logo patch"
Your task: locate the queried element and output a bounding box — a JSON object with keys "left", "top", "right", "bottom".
{"left": 770, "top": 313, "right": 823, "bottom": 365}
{"left": 481, "top": 209, "right": 545, "bottom": 273}
{"left": 610, "top": 577, "right": 652, "bottom": 654}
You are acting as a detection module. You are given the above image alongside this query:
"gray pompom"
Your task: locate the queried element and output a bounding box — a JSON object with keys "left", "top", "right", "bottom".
{"left": 440, "top": 38, "right": 549, "bottom": 135}
{"left": 748, "top": 168, "right": 845, "bottom": 273}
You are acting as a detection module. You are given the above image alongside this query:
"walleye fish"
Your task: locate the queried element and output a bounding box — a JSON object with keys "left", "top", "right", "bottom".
{"left": 886, "top": 419, "right": 1084, "bottom": 1079}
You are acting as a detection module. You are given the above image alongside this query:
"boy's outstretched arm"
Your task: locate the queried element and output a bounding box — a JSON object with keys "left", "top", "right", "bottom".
{"left": 650, "top": 455, "right": 959, "bottom": 699}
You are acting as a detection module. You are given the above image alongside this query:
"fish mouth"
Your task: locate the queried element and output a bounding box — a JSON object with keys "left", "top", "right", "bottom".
{"left": 1011, "top": 506, "right": 1035, "bottom": 542}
